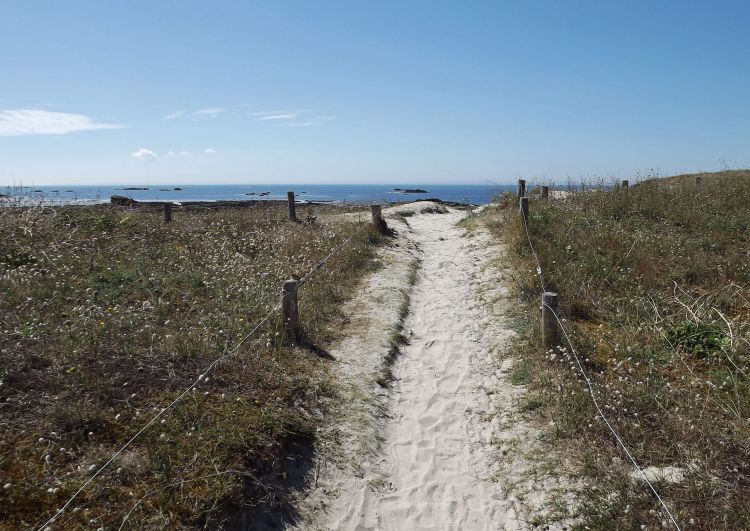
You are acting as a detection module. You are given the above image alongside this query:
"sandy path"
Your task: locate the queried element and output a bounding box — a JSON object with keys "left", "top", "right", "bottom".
{"left": 295, "top": 204, "right": 576, "bottom": 531}
{"left": 324, "top": 209, "right": 514, "bottom": 530}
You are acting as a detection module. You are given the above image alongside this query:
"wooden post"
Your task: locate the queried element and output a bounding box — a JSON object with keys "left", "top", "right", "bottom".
{"left": 695, "top": 176, "right": 701, "bottom": 185}
{"left": 287, "top": 191, "right": 297, "bottom": 221}
{"left": 282, "top": 279, "right": 300, "bottom": 342}
{"left": 371, "top": 204, "right": 387, "bottom": 234}
{"left": 163, "top": 203, "right": 172, "bottom": 223}
{"left": 517, "top": 179, "right": 526, "bottom": 198}
{"left": 520, "top": 196, "right": 529, "bottom": 223}
{"left": 621, "top": 180, "right": 629, "bottom": 189}
{"left": 541, "top": 186, "right": 549, "bottom": 199}
{"left": 542, "top": 291, "right": 559, "bottom": 349}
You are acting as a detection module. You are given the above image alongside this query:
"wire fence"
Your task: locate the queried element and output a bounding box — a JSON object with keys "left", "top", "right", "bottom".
{"left": 34, "top": 219, "right": 371, "bottom": 531}
{"left": 517, "top": 198, "right": 682, "bottom": 531}
{"left": 30, "top": 196, "right": 685, "bottom": 528}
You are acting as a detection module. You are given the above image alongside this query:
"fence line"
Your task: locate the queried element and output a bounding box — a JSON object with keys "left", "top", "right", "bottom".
{"left": 299, "top": 224, "right": 369, "bottom": 287}
{"left": 543, "top": 304, "right": 681, "bottom": 530}
{"left": 517, "top": 185, "right": 681, "bottom": 531}
{"left": 518, "top": 200, "right": 546, "bottom": 292}
{"left": 34, "top": 216, "right": 375, "bottom": 531}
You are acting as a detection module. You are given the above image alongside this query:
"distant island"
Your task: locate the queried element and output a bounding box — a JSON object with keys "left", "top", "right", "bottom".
{"left": 118, "top": 187, "right": 150, "bottom": 191}
{"left": 394, "top": 188, "right": 428, "bottom": 194}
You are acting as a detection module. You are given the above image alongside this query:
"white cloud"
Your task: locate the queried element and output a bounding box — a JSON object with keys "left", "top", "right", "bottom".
{"left": 204, "top": 148, "right": 216, "bottom": 154}
{"left": 191, "top": 107, "right": 225, "bottom": 117}
{"left": 165, "top": 149, "right": 196, "bottom": 157}
{"left": 251, "top": 109, "right": 312, "bottom": 121}
{"left": 250, "top": 110, "right": 287, "bottom": 117}
{"left": 274, "top": 115, "right": 336, "bottom": 128}
{"left": 257, "top": 112, "right": 301, "bottom": 121}
{"left": 164, "top": 107, "right": 226, "bottom": 120}
{"left": 131, "top": 148, "right": 157, "bottom": 160}
{"left": 164, "top": 110, "right": 186, "bottom": 120}
{"left": 0, "top": 108, "right": 122, "bottom": 136}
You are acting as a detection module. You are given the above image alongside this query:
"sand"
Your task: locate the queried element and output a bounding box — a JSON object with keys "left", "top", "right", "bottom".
{"left": 293, "top": 203, "right": 575, "bottom": 530}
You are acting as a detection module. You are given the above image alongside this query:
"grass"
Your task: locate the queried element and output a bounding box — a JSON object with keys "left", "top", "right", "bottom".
{"left": 510, "top": 361, "right": 533, "bottom": 386}
{"left": 417, "top": 204, "right": 449, "bottom": 215}
{"left": 376, "top": 257, "right": 421, "bottom": 388}
{"left": 482, "top": 170, "right": 750, "bottom": 529}
{"left": 392, "top": 203, "right": 449, "bottom": 226}
{"left": 0, "top": 201, "right": 380, "bottom": 528}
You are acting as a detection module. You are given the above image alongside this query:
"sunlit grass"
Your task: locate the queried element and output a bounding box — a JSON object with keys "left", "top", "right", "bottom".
{"left": 0, "top": 201, "right": 380, "bottom": 528}
{"left": 485, "top": 170, "right": 750, "bottom": 529}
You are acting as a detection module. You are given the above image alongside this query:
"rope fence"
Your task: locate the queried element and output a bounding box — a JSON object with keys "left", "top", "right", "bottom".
{"left": 516, "top": 182, "right": 681, "bottom": 531}
{"left": 34, "top": 203, "right": 383, "bottom": 531}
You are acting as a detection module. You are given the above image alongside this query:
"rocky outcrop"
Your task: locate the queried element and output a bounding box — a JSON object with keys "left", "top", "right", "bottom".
{"left": 110, "top": 195, "right": 138, "bottom": 206}
{"left": 394, "top": 188, "right": 428, "bottom": 193}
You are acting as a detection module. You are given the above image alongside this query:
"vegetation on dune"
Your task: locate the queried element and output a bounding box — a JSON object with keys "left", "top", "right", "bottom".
{"left": 0, "top": 202, "right": 380, "bottom": 529}
{"left": 485, "top": 170, "right": 750, "bottom": 529}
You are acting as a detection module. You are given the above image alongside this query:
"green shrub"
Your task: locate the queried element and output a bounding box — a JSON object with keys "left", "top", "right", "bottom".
{"left": 667, "top": 321, "right": 729, "bottom": 358}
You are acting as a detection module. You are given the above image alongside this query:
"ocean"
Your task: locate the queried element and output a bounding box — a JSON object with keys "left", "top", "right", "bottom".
{"left": 2, "top": 184, "right": 512, "bottom": 205}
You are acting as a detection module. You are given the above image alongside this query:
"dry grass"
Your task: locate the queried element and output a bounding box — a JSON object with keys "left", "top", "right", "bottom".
{"left": 483, "top": 170, "right": 750, "bottom": 529}
{"left": 0, "top": 201, "right": 380, "bottom": 529}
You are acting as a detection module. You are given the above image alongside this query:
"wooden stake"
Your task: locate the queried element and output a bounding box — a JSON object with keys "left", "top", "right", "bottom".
{"left": 371, "top": 204, "right": 387, "bottom": 234}
{"left": 163, "top": 203, "right": 172, "bottom": 223}
{"left": 542, "top": 291, "right": 559, "bottom": 349}
{"left": 520, "top": 196, "right": 529, "bottom": 223}
{"left": 541, "top": 186, "right": 549, "bottom": 199}
{"left": 287, "top": 191, "right": 297, "bottom": 221}
{"left": 517, "top": 179, "right": 526, "bottom": 198}
{"left": 282, "top": 279, "right": 300, "bottom": 342}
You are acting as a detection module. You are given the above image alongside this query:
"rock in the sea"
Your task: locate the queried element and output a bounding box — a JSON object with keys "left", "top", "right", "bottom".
{"left": 110, "top": 195, "right": 138, "bottom": 206}
{"left": 394, "top": 188, "right": 428, "bottom": 193}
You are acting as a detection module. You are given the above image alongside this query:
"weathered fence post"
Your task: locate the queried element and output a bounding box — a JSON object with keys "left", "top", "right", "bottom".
{"left": 542, "top": 291, "right": 559, "bottom": 349}
{"left": 282, "top": 279, "right": 300, "bottom": 342}
{"left": 520, "top": 196, "right": 529, "bottom": 223}
{"left": 621, "top": 180, "right": 629, "bottom": 189}
{"left": 371, "top": 204, "right": 387, "bottom": 234}
{"left": 541, "top": 186, "right": 549, "bottom": 199}
{"left": 163, "top": 203, "right": 172, "bottom": 223}
{"left": 287, "top": 191, "right": 297, "bottom": 221}
{"left": 517, "top": 179, "right": 526, "bottom": 198}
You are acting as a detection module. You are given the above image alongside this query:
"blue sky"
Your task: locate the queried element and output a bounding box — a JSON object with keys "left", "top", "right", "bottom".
{"left": 1, "top": 0, "right": 748, "bottom": 185}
